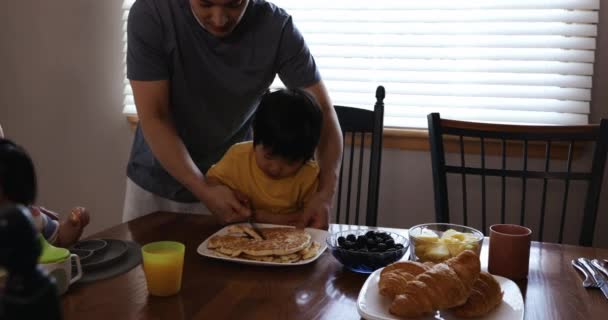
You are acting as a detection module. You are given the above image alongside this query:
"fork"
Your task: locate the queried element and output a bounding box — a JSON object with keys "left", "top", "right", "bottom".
{"left": 592, "top": 259, "right": 608, "bottom": 278}
{"left": 572, "top": 259, "right": 598, "bottom": 288}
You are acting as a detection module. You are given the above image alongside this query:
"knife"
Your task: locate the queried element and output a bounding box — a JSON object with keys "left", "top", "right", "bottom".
{"left": 247, "top": 218, "right": 265, "bottom": 240}
{"left": 578, "top": 258, "right": 608, "bottom": 299}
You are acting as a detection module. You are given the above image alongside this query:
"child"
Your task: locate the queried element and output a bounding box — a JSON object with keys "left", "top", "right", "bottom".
{"left": 0, "top": 134, "right": 90, "bottom": 248}
{"left": 206, "top": 89, "right": 322, "bottom": 226}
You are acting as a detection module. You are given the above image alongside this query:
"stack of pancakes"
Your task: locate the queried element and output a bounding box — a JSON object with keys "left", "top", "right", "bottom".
{"left": 207, "top": 225, "right": 320, "bottom": 263}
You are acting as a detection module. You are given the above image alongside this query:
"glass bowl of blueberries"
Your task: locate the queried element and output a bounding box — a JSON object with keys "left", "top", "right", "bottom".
{"left": 326, "top": 229, "right": 409, "bottom": 273}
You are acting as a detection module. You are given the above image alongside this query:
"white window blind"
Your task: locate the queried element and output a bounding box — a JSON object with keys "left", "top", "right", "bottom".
{"left": 122, "top": 0, "right": 600, "bottom": 128}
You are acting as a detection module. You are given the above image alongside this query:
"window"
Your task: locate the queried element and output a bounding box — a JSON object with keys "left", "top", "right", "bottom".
{"left": 122, "top": 0, "right": 600, "bottom": 128}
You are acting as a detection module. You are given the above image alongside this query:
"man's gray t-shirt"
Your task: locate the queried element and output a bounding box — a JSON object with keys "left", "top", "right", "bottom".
{"left": 127, "top": 0, "right": 320, "bottom": 202}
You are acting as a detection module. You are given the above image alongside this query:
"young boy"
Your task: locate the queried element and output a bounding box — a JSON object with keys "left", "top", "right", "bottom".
{"left": 0, "top": 133, "right": 89, "bottom": 248}
{"left": 206, "top": 89, "right": 323, "bottom": 226}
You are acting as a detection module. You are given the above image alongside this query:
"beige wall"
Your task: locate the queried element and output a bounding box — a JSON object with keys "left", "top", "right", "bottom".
{"left": 0, "top": 1, "right": 130, "bottom": 236}
{"left": 0, "top": 1, "right": 606, "bottom": 247}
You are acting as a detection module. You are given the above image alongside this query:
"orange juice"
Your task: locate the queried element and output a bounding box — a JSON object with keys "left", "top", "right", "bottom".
{"left": 141, "top": 241, "right": 185, "bottom": 296}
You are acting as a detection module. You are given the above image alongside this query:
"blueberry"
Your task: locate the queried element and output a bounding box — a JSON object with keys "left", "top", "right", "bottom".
{"left": 338, "top": 236, "right": 346, "bottom": 246}
{"left": 386, "top": 239, "right": 395, "bottom": 248}
{"left": 344, "top": 240, "right": 355, "bottom": 249}
{"left": 395, "top": 244, "right": 404, "bottom": 250}
{"left": 346, "top": 234, "right": 357, "bottom": 242}
{"left": 375, "top": 237, "right": 384, "bottom": 244}
{"left": 367, "top": 238, "right": 377, "bottom": 248}
{"left": 377, "top": 243, "right": 388, "bottom": 252}
{"left": 357, "top": 235, "right": 367, "bottom": 246}
{"left": 365, "top": 230, "right": 376, "bottom": 238}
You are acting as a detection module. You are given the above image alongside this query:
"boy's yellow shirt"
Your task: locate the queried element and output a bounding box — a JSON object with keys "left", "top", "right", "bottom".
{"left": 206, "top": 141, "right": 319, "bottom": 214}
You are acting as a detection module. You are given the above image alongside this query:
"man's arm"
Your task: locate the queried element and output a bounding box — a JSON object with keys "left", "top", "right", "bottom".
{"left": 298, "top": 80, "right": 343, "bottom": 229}
{"left": 130, "top": 80, "right": 250, "bottom": 223}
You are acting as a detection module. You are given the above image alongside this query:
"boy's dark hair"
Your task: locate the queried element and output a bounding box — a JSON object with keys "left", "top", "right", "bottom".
{"left": 253, "top": 89, "right": 322, "bottom": 162}
{"left": 0, "top": 138, "right": 37, "bottom": 205}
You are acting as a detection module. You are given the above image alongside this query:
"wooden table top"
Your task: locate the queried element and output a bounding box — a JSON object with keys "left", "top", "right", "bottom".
{"left": 62, "top": 212, "right": 608, "bottom": 320}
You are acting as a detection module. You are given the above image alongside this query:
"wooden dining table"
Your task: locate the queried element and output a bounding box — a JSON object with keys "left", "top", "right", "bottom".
{"left": 61, "top": 211, "right": 608, "bottom": 320}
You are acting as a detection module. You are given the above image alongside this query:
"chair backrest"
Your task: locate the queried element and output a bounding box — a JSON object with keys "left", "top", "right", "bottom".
{"left": 427, "top": 113, "right": 608, "bottom": 246}
{"left": 333, "top": 86, "right": 385, "bottom": 226}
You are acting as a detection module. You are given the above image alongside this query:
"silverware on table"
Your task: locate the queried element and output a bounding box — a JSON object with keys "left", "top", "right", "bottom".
{"left": 572, "top": 259, "right": 596, "bottom": 288}
{"left": 577, "top": 257, "right": 608, "bottom": 299}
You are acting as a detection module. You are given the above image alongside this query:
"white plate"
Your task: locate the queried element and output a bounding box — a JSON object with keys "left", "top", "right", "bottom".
{"left": 196, "top": 223, "right": 328, "bottom": 266}
{"left": 357, "top": 268, "right": 524, "bottom": 320}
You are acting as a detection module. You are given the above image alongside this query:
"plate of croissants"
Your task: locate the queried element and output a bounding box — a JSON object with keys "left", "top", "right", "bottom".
{"left": 357, "top": 250, "right": 524, "bottom": 319}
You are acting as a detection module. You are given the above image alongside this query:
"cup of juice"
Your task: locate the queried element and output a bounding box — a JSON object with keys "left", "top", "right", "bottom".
{"left": 141, "top": 241, "right": 185, "bottom": 296}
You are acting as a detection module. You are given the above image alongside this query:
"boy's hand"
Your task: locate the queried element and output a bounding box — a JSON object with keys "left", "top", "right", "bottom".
{"left": 200, "top": 184, "right": 251, "bottom": 225}
{"left": 296, "top": 192, "right": 330, "bottom": 230}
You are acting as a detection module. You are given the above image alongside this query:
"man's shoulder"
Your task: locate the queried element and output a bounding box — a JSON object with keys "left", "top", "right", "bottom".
{"left": 250, "top": 0, "right": 291, "bottom": 27}
{"left": 129, "top": 0, "right": 183, "bottom": 16}
{"left": 129, "top": 0, "right": 181, "bottom": 22}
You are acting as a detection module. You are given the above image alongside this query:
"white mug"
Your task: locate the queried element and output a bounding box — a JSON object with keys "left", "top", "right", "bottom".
{"left": 39, "top": 253, "right": 82, "bottom": 295}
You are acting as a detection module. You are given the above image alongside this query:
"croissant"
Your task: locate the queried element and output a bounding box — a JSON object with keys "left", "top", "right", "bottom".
{"left": 451, "top": 271, "right": 503, "bottom": 318}
{"left": 389, "top": 250, "right": 481, "bottom": 318}
{"left": 379, "top": 261, "right": 431, "bottom": 298}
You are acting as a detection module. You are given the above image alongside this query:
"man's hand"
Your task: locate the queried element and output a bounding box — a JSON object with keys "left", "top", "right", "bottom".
{"left": 199, "top": 184, "right": 251, "bottom": 225}
{"left": 233, "top": 189, "right": 251, "bottom": 208}
{"left": 296, "top": 192, "right": 331, "bottom": 230}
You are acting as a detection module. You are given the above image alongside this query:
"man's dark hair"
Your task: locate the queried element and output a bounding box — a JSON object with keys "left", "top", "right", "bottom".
{"left": 253, "top": 89, "right": 322, "bottom": 162}
{"left": 0, "top": 138, "right": 37, "bottom": 205}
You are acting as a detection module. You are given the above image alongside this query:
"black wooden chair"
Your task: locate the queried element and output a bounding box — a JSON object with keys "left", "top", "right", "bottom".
{"left": 427, "top": 113, "right": 608, "bottom": 246}
{"left": 333, "top": 86, "right": 385, "bottom": 226}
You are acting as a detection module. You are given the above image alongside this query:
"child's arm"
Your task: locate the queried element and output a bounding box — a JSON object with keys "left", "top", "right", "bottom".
{"left": 29, "top": 206, "right": 59, "bottom": 243}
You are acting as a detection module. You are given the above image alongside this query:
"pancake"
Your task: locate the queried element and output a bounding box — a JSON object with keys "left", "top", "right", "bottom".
{"left": 298, "top": 241, "right": 321, "bottom": 260}
{"left": 236, "top": 241, "right": 321, "bottom": 264}
{"left": 207, "top": 225, "right": 319, "bottom": 262}
{"left": 245, "top": 228, "right": 311, "bottom": 256}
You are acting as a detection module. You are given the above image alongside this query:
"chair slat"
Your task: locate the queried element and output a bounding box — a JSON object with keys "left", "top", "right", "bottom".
{"left": 501, "top": 139, "right": 507, "bottom": 224}
{"left": 520, "top": 140, "right": 528, "bottom": 226}
{"left": 355, "top": 131, "right": 365, "bottom": 225}
{"left": 345, "top": 131, "right": 355, "bottom": 223}
{"left": 444, "top": 166, "right": 591, "bottom": 180}
{"left": 459, "top": 136, "right": 468, "bottom": 226}
{"left": 442, "top": 125, "right": 600, "bottom": 141}
{"left": 336, "top": 134, "right": 345, "bottom": 223}
{"left": 539, "top": 141, "right": 551, "bottom": 242}
{"left": 481, "top": 137, "right": 487, "bottom": 234}
{"left": 558, "top": 141, "right": 574, "bottom": 243}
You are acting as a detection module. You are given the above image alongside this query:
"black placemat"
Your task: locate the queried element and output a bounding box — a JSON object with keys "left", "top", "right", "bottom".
{"left": 72, "top": 240, "right": 142, "bottom": 284}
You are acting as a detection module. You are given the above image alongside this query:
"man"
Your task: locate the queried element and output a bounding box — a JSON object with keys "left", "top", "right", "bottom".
{"left": 124, "top": 0, "right": 342, "bottom": 229}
